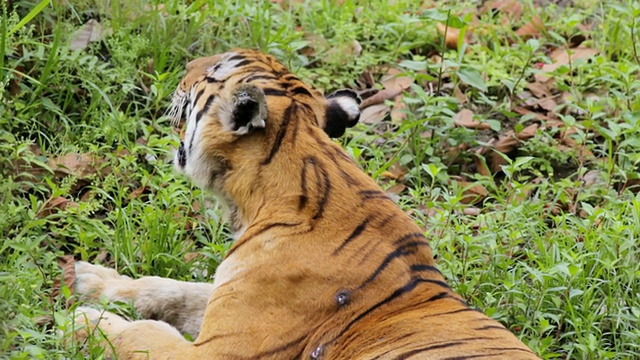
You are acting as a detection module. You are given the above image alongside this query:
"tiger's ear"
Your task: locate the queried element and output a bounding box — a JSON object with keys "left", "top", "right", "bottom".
{"left": 222, "top": 84, "right": 268, "bottom": 135}
{"left": 323, "top": 89, "right": 361, "bottom": 138}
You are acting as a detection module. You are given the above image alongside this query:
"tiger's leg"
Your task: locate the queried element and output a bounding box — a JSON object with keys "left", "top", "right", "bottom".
{"left": 73, "top": 306, "right": 192, "bottom": 359}
{"left": 74, "top": 261, "right": 214, "bottom": 338}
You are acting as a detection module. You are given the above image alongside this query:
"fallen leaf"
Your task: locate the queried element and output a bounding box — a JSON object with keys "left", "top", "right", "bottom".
{"left": 437, "top": 22, "right": 466, "bottom": 51}
{"left": 47, "top": 153, "right": 107, "bottom": 179}
{"left": 517, "top": 124, "right": 539, "bottom": 140}
{"left": 535, "top": 46, "right": 598, "bottom": 83}
{"left": 452, "top": 86, "right": 468, "bottom": 104}
{"left": 380, "top": 163, "right": 407, "bottom": 181}
{"left": 69, "top": 20, "right": 106, "bottom": 51}
{"left": 454, "top": 109, "right": 491, "bottom": 130}
{"left": 381, "top": 68, "right": 414, "bottom": 92}
{"left": 463, "top": 207, "right": 481, "bottom": 216}
{"left": 52, "top": 256, "right": 76, "bottom": 307}
{"left": 359, "top": 103, "right": 389, "bottom": 124}
{"left": 453, "top": 178, "right": 489, "bottom": 204}
{"left": 512, "top": 105, "right": 550, "bottom": 121}
{"left": 128, "top": 186, "right": 147, "bottom": 200}
{"left": 37, "top": 196, "right": 78, "bottom": 218}
{"left": 537, "top": 97, "right": 558, "bottom": 112}
{"left": 386, "top": 183, "right": 406, "bottom": 196}
{"left": 514, "top": 15, "right": 544, "bottom": 40}
{"left": 526, "top": 82, "right": 552, "bottom": 99}
{"left": 390, "top": 97, "right": 408, "bottom": 123}
{"left": 471, "top": 153, "right": 492, "bottom": 177}
{"left": 360, "top": 87, "right": 404, "bottom": 109}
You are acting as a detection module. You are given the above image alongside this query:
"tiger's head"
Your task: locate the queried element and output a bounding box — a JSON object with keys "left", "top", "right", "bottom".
{"left": 168, "top": 49, "right": 360, "bottom": 187}
{"left": 167, "top": 49, "right": 361, "bottom": 230}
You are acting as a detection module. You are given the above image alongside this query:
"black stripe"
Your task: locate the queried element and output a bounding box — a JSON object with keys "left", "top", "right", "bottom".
{"left": 358, "top": 241, "right": 432, "bottom": 290}
{"left": 226, "top": 54, "right": 246, "bottom": 62}
{"left": 421, "top": 307, "right": 479, "bottom": 319}
{"left": 377, "top": 214, "right": 397, "bottom": 228}
{"left": 193, "top": 88, "right": 206, "bottom": 105}
{"left": 233, "top": 59, "right": 253, "bottom": 68}
{"left": 409, "top": 264, "right": 440, "bottom": 273}
{"left": 333, "top": 218, "right": 370, "bottom": 255}
{"left": 263, "top": 88, "right": 287, "bottom": 97}
{"left": 299, "top": 158, "right": 311, "bottom": 210}
{"left": 321, "top": 146, "right": 359, "bottom": 186}
{"left": 243, "top": 74, "right": 278, "bottom": 83}
{"left": 311, "top": 161, "right": 331, "bottom": 220}
{"left": 376, "top": 291, "right": 462, "bottom": 323}
{"left": 442, "top": 355, "right": 500, "bottom": 360}
{"left": 442, "top": 347, "right": 538, "bottom": 360}
{"left": 486, "top": 347, "right": 538, "bottom": 354}
{"left": 358, "top": 190, "right": 392, "bottom": 202}
{"left": 205, "top": 76, "right": 219, "bottom": 83}
{"left": 225, "top": 221, "right": 303, "bottom": 258}
{"left": 473, "top": 325, "right": 509, "bottom": 331}
{"left": 290, "top": 85, "right": 313, "bottom": 96}
{"left": 397, "top": 341, "right": 466, "bottom": 359}
{"left": 195, "top": 95, "right": 215, "bottom": 124}
{"left": 400, "top": 337, "right": 508, "bottom": 360}
{"left": 327, "top": 276, "right": 453, "bottom": 346}
{"left": 262, "top": 101, "right": 294, "bottom": 165}
{"left": 393, "top": 232, "right": 427, "bottom": 245}
{"left": 189, "top": 94, "right": 215, "bottom": 154}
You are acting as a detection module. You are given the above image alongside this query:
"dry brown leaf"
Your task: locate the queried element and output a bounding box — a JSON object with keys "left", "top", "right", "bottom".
{"left": 52, "top": 256, "right": 76, "bottom": 307}
{"left": 381, "top": 68, "right": 414, "bottom": 92}
{"left": 535, "top": 46, "right": 598, "bottom": 83}
{"left": 452, "top": 86, "right": 468, "bottom": 104}
{"left": 386, "top": 183, "right": 406, "bottom": 196}
{"left": 129, "top": 186, "right": 147, "bottom": 200}
{"left": 69, "top": 20, "right": 106, "bottom": 51}
{"left": 463, "top": 207, "right": 481, "bottom": 216}
{"left": 514, "top": 15, "right": 545, "bottom": 39}
{"left": 47, "top": 153, "right": 106, "bottom": 179}
{"left": 512, "top": 106, "right": 550, "bottom": 121}
{"left": 360, "top": 87, "right": 404, "bottom": 109}
{"left": 471, "top": 154, "right": 492, "bottom": 177}
{"left": 526, "top": 82, "right": 552, "bottom": 99}
{"left": 454, "top": 109, "right": 491, "bottom": 130}
{"left": 359, "top": 103, "right": 389, "bottom": 124}
{"left": 37, "top": 196, "right": 79, "bottom": 218}
{"left": 437, "top": 22, "right": 467, "bottom": 51}
{"left": 454, "top": 179, "right": 489, "bottom": 204}
{"left": 381, "top": 163, "right": 407, "bottom": 181}
{"left": 390, "top": 97, "right": 408, "bottom": 123}
{"left": 537, "top": 97, "right": 558, "bottom": 112}
{"left": 517, "top": 124, "right": 539, "bottom": 140}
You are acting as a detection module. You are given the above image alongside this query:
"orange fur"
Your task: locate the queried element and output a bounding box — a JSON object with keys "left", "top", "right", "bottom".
{"left": 73, "top": 49, "right": 540, "bottom": 359}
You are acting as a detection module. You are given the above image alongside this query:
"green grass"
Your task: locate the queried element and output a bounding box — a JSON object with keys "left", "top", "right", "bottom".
{"left": 1, "top": 0, "right": 639, "bottom": 358}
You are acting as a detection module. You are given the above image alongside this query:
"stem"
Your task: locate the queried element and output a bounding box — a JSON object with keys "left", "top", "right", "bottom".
{"left": 631, "top": 15, "right": 640, "bottom": 66}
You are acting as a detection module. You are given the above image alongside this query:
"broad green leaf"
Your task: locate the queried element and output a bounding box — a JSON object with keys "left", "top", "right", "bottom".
{"left": 456, "top": 67, "right": 487, "bottom": 92}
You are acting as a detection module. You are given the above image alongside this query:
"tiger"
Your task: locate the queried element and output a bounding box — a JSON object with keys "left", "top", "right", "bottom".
{"left": 71, "top": 48, "right": 540, "bottom": 359}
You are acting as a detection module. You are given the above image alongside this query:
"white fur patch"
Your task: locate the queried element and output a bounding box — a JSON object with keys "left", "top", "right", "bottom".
{"left": 333, "top": 96, "right": 360, "bottom": 120}
{"left": 206, "top": 52, "right": 242, "bottom": 81}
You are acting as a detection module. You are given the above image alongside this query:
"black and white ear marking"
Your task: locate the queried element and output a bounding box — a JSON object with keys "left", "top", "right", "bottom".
{"left": 324, "top": 89, "right": 361, "bottom": 138}
{"left": 229, "top": 85, "right": 268, "bottom": 135}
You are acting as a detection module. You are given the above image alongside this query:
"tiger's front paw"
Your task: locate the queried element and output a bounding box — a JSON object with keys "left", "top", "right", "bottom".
{"left": 75, "top": 261, "right": 131, "bottom": 301}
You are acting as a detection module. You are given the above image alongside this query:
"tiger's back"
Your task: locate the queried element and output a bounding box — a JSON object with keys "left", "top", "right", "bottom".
{"left": 73, "top": 48, "right": 540, "bottom": 360}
